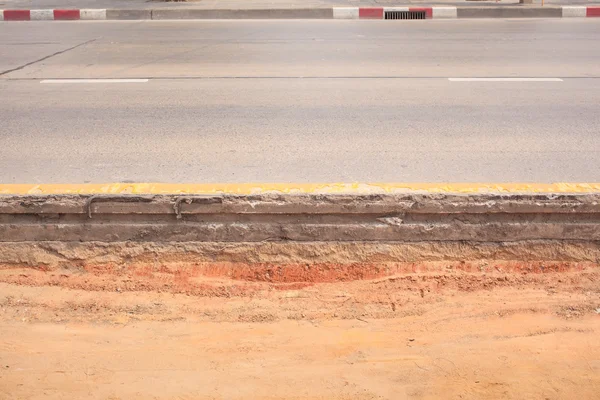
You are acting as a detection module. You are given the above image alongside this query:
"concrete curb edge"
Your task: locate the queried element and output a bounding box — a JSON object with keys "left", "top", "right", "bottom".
{"left": 2, "top": 192, "right": 600, "bottom": 244}
{"left": 1, "top": 6, "right": 599, "bottom": 20}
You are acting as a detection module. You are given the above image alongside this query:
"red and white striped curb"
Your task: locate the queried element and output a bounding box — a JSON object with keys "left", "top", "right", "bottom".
{"left": 0, "top": 6, "right": 599, "bottom": 20}
{"left": 562, "top": 5, "right": 600, "bottom": 16}
{"left": 0, "top": 9, "right": 106, "bottom": 20}
{"left": 333, "top": 6, "right": 600, "bottom": 18}
{"left": 333, "top": 7, "right": 452, "bottom": 19}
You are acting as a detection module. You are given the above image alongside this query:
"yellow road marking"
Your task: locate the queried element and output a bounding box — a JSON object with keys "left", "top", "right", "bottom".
{"left": 1, "top": 183, "right": 600, "bottom": 195}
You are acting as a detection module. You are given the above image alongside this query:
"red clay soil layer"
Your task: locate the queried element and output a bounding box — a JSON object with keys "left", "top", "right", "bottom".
{"left": 0, "top": 260, "right": 597, "bottom": 297}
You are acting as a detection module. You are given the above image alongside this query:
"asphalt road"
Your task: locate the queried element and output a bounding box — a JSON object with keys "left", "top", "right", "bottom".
{"left": 1, "top": 20, "right": 599, "bottom": 183}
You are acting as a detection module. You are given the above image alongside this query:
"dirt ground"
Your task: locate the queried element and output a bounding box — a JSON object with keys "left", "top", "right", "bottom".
{"left": 1, "top": 262, "right": 600, "bottom": 400}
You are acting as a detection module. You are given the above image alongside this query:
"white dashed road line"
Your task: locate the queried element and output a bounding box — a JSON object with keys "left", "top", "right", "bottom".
{"left": 40, "top": 79, "right": 149, "bottom": 84}
{"left": 449, "top": 78, "right": 563, "bottom": 82}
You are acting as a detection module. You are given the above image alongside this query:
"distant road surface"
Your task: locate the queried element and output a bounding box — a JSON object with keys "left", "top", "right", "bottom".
{"left": 1, "top": 20, "right": 599, "bottom": 183}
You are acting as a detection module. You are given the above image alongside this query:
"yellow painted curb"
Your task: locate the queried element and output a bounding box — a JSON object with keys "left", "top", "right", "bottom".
{"left": 1, "top": 183, "right": 600, "bottom": 195}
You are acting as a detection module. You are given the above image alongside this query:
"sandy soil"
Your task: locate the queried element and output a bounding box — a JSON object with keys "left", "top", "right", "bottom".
{"left": 1, "top": 264, "right": 599, "bottom": 400}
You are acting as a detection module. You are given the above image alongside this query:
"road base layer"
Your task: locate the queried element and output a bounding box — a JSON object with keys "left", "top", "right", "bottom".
{"left": 1, "top": 193, "right": 599, "bottom": 289}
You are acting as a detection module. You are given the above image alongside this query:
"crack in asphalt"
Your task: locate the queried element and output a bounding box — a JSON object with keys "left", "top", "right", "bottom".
{"left": 0, "top": 38, "right": 97, "bottom": 77}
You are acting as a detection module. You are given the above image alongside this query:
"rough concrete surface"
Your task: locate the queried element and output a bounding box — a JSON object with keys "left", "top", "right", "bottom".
{"left": 1, "top": 193, "right": 599, "bottom": 266}
{"left": 1, "top": 239, "right": 599, "bottom": 267}
{"left": 1, "top": 194, "right": 600, "bottom": 240}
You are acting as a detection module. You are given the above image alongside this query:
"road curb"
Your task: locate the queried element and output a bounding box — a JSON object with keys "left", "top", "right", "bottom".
{"left": 2, "top": 192, "right": 600, "bottom": 242}
{"left": 1, "top": 6, "right": 600, "bottom": 20}
{"left": 2, "top": 186, "right": 600, "bottom": 267}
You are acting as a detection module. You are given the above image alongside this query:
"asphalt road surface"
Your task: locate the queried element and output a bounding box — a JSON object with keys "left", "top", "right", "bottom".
{"left": 1, "top": 20, "right": 599, "bottom": 183}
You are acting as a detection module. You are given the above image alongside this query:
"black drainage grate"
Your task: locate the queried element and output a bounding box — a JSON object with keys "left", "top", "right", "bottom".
{"left": 385, "top": 11, "right": 426, "bottom": 20}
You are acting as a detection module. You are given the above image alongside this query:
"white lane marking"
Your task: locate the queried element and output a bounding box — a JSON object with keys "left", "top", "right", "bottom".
{"left": 449, "top": 78, "right": 563, "bottom": 82}
{"left": 40, "top": 79, "right": 149, "bottom": 84}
